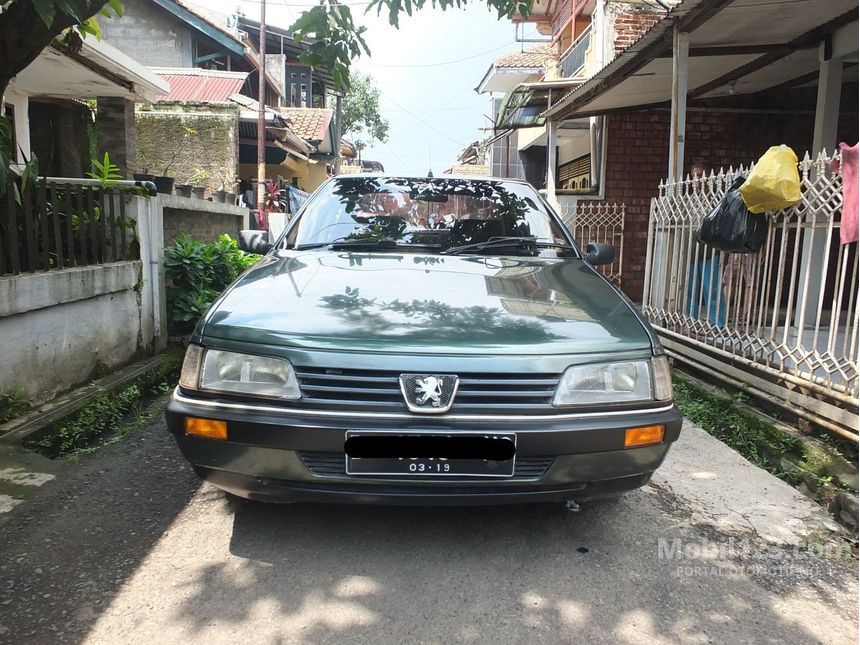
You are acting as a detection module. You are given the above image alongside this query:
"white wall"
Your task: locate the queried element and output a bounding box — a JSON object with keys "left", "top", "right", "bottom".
{"left": 0, "top": 262, "right": 146, "bottom": 405}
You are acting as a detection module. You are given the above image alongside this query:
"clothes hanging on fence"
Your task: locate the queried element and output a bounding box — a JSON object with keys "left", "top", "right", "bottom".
{"left": 686, "top": 256, "right": 727, "bottom": 328}
{"left": 722, "top": 254, "right": 758, "bottom": 288}
{"left": 838, "top": 142, "right": 858, "bottom": 245}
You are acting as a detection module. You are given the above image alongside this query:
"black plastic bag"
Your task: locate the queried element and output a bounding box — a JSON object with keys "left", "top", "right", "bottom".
{"left": 697, "top": 176, "right": 768, "bottom": 253}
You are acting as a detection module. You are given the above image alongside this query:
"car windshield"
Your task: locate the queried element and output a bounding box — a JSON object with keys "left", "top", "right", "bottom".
{"left": 288, "top": 177, "right": 575, "bottom": 256}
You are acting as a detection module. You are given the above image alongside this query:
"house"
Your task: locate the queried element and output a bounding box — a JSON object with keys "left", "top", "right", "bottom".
{"left": 481, "top": 0, "right": 857, "bottom": 296}
{"left": 3, "top": 38, "right": 168, "bottom": 177}
{"left": 443, "top": 140, "right": 491, "bottom": 176}
{"left": 477, "top": 45, "right": 559, "bottom": 187}
{"left": 98, "top": 0, "right": 339, "bottom": 192}
{"left": 481, "top": 0, "right": 859, "bottom": 436}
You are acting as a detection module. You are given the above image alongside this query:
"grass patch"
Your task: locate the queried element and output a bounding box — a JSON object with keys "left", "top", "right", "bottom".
{"left": 672, "top": 375, "right": 845, "bottom": 489}
{"left": 672, "top": 375, "right": 802, "bottom": 469}
{"left": 26, "top": 350, "right": 183, "bottom": 459}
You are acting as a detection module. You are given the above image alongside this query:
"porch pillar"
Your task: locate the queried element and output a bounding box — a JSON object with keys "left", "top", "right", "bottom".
{"left": 546, "top": 118, "right": 559, "bottom": 209}
{"left": 652, "top": 24, "right": 688, "bottom": 308}
{"left": 668, "top": 23, "right": 689, "bottom": 180}
{"left": 96, "top": 98, "right": 136, "bottom": 178}
{"left": 812, "top": 40, "right": 843, "bottom": 155}
{"left": 795, "top": 40, "right": 844, "bottom": 329}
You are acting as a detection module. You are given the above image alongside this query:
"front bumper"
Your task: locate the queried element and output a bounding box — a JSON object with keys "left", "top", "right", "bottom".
{"left": 165, "top": 390, "right": 683, "bottom": 505}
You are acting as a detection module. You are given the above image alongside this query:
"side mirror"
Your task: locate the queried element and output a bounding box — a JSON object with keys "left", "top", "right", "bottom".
{"left": 584, "top": 242, "right": 615, "bottom": 266}
{"left": 238, "top": 229, "right": 272, "bottom": 255}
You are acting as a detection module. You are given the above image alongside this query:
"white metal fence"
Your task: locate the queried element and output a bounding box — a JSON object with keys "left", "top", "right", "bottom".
{"left": 643, "top": 149, "right": 858, "bottom": 439}
{"left": 559, "top": 201, "right": 625, "bottom": 285}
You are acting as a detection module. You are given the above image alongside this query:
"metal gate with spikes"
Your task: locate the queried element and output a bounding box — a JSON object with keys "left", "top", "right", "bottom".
{"left": 558, "top": 201, "right": 625, "bottom": 286}
{"left": 642, "top": 149, "right": 858, "bottom": 440}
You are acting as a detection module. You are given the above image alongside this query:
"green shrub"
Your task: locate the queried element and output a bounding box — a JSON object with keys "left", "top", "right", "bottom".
{"left": 164, "top": 234, "right": 261, "bottom": 333}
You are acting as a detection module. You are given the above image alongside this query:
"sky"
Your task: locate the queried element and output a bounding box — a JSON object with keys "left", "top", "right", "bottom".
{"left": 206, "top": 0, "right": 540, "bottom": 174}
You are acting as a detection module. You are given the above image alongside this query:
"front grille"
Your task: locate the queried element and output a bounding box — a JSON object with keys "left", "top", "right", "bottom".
{"left": 294, "top": 366, "right": 560, "bottom": 415}
{"left": 300, "top": 452, "right": 556, "bottom": 480}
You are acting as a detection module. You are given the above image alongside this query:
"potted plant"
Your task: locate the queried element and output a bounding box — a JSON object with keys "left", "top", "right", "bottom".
{"left": 187, "top": 168, "right": 209, "bottom": 199}
{"left": 212, "top": 170, "right": 237, "bottom": 204}
{"left": 263, "top": 178, "right": 285, "bottom": 212}
{"left": 133, "top": 149, "right": 156, "bottom": 185}
{"left": 156, "top": 126, "right": 198, "bottom": 194}
{"left": 173, "top": 183, "right": 193, "bottom": 198}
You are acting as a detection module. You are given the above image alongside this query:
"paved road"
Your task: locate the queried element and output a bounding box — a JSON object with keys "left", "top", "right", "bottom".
{"left": 0, "top": 409, "right": 856, "bottom": 644}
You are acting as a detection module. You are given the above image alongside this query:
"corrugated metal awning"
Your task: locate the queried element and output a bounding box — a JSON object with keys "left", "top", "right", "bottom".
{"left": 546, "top": 0, "right": 858, "bottom": 120}
{"left": 151, "top": 68, "right": 248, "bottom": 103}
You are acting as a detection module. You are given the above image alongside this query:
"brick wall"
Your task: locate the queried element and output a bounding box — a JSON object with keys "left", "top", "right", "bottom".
{"left": 600, "top": 107, "right": 858, "bottom": 301}
{"left": 135, "top": 103, "right": 239, "bottom": 193}
{"left": 608, "top": 1, "right": 664, "bottom": 54}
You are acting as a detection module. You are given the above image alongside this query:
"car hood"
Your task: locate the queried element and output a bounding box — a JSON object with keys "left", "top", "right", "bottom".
{"left": 202, "top": 250, "right": 653, "bottom": 355}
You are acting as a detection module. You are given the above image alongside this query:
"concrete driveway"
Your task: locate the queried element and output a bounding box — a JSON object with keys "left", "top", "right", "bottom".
{"left": 0, "top": 415, "right": 856, "bottom": 644}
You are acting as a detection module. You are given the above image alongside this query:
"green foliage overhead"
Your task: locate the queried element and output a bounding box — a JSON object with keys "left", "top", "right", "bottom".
{"left": 29, "top": 0, "right": 123, "bottom": 33}
{"left": 342, "top": 72, "right": 389, "bottom": 145}
{"left": 290, "top": 0, "right": 535, "bottom": 89}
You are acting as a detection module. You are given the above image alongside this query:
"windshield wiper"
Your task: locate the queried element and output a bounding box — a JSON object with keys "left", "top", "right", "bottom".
{"left": 444, "top": 236, "right": 577, "bottom": 256}
{"left": 296, "top": 238, "right": 441, "bottom": 251}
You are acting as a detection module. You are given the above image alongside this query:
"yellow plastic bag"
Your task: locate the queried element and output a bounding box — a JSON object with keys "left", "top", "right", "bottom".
{"left": 739, "top": 145, "right": 802, "bottom": 213}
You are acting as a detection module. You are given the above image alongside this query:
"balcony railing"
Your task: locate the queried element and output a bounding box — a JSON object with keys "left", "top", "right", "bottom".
{"left": 560, "top": 25, "right": 592, "bottom": 78}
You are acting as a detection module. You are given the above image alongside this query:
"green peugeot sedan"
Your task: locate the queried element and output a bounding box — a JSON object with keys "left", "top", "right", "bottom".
{"left": 166, "top": 175, "right": 682, "bottom": 506}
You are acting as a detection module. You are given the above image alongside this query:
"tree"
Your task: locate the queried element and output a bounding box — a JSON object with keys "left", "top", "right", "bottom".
{"left": 341, "top": 72, "right": 389, "bottom": 146}
{"left": 0, "top": 0, "right": 122, "bottom": 184}
{"left": 290, "top": 0, "right": 534, "bottom": 89}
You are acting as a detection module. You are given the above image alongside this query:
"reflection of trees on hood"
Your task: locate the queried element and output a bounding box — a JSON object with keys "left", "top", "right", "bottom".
{"left": 320, "top": 287, "right": 562, "bottom": 343}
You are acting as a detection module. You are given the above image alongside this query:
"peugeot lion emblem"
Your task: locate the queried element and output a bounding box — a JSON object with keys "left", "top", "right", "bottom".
{"left": 399, "top": 374, "right": 459, "bottom": 413}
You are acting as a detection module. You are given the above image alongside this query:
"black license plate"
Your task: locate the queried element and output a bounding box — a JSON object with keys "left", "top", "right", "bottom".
{"left": 345, "top": 431, "right": 516, "bottom": 477}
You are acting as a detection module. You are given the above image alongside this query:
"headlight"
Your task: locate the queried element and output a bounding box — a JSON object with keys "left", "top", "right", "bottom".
{"left": 180, "top": 345, "right": 301, "bottom": 400}
{"left": 553, "top": 359, "right": 655, "bottom": 406}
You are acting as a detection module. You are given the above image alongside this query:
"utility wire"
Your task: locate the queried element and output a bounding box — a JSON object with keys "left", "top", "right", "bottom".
{"left": 377, "top": 88, "right": 468, "bottom": 148}
{"left": 367, "top": 41, "right": 515, "bottom": 68}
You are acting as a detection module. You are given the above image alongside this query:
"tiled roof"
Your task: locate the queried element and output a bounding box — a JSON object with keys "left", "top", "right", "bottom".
{"left": 277, "top": 107, "right": 333, "bottom": 142}
{"left": 151, "top": 68, "right": 248, "bottom": 103}
{"left": 443, "top": 164, "right": 490, "bottom": 176}
{"left": 493, "top": 45, "right": 558, "bottom": 69}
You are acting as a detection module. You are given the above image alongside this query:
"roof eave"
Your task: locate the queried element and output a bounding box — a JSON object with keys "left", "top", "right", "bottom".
{"left": 150, "top": 0, "right": 245, "bottom": 56}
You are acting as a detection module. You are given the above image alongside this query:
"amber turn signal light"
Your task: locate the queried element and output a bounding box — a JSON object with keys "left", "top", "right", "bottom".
{"left": 625, "top": 424, "right": 665, "bottom": 448}
{"left": 184, "top": 417, "right": 227, "bottom": 441}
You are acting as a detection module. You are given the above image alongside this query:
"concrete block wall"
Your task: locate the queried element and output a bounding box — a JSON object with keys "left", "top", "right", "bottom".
{"left": 98, "top": 0, "right": 194, "bottom": 68}
{"left": 160, "top": 195, "right": 248, "bottom": 244}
